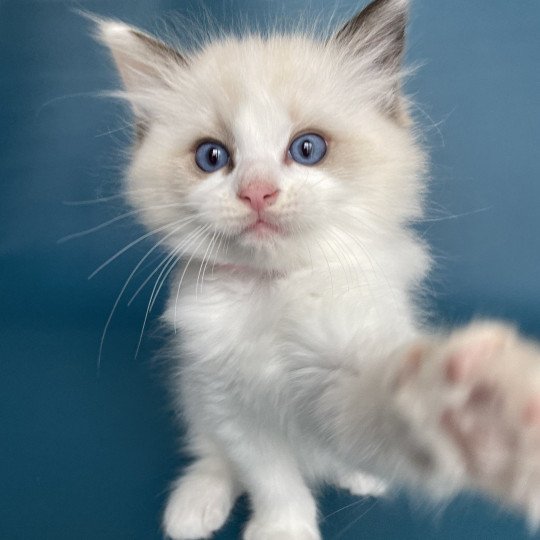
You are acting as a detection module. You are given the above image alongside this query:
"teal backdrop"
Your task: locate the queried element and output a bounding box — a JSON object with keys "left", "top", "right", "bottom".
{"left": 2, "top": 1, "right": 540, "bottom": 538}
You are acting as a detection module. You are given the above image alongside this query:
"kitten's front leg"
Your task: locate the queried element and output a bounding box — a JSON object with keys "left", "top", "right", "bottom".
{"left": 395, "top": 321, "right": 540, "bottom": 522}
{"left": 163, "top": 439, "right": 240, "bottom": 540}
{"left": 228, "top": 439, "right": 321, "bottom": 540}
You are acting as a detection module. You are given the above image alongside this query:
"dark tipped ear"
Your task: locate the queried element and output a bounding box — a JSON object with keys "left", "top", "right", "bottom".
{"left": 97, "top": 19, "right": 186, "bottom": 93}
{"left": 332, "top": 0, "right": 410, "bottom": 121}
{"left": 334, "top": 0, "right": 408, "bottom": 72}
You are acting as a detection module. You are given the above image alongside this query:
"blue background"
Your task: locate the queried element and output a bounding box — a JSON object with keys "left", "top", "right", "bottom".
{"left": 1, "top": 0, "right": 540, "bottom": 538}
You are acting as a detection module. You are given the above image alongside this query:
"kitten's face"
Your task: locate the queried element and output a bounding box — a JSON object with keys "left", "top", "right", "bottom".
{"left": 101, "top": 0, "right": 425, "bottom": 272}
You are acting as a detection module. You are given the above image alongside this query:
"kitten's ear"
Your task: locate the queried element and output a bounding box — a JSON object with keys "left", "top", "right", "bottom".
{"left": 332, "top": 0, "right": 409, "bottom": 119}
{"left": 97, "top": 19, "right": 186, "bottom": 93}
{"left": 95, "top": 18, "right": 186, "bottom": 137}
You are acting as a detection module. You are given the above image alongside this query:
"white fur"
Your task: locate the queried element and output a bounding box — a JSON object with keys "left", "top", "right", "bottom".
{"left": 97, "top": 1, "right": 540, "bottom": 538}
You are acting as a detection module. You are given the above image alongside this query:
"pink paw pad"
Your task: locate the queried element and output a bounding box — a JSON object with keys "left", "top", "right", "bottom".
{"left": 445, "top": 344, "right": 497, "bottom": 383}
{"left": 396, "top": 344, "right": 425, "bottom": 387}
{"left": 444, "top": 325, "right": 515, "bottom": 384}
{"left": 523, "top": 397, "right": 540, "bottom": 426}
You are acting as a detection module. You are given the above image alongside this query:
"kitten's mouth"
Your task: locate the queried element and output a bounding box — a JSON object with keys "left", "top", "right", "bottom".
{"left": 244, "top": 218, "right": 282, "bottom": 236}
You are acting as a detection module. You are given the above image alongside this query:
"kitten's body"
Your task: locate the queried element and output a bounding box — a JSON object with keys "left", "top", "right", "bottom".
{"left": 170, "top": 241, "right": 419, "bottom": 482}
{"left": 97, "top": 1, "right": 540, "bottom": 539}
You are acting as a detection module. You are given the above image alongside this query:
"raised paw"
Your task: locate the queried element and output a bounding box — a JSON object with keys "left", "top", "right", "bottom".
{"left": 395, "top": 322, "right": 540, "bottom": 522}
{"left": 163, "top": 470, "right": 237, "bottom": 539}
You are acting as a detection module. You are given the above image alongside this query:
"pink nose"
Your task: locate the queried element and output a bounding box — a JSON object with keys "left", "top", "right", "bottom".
{"left": 238, "top": 181, "right": 279, "bottom": 212}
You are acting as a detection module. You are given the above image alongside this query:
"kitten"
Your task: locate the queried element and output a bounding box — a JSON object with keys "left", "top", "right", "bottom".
{"left": 97, "top": 0, "right": 540, "bottom": 538}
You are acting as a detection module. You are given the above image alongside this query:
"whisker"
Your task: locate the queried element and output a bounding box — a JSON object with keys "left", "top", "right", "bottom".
{"left": 322, "top": 497, "right": 371, "bottom": 520}
{"left": 97, "top": 221, "right": 188, "bottom": 369}
{"left": 173, "top": 225, "right": 213, "bottom": 332}
{"left": 132, "top": 249, "right": 183, "bottom": 359}
{"left": 133, "top": 236, "right": 193, "bottom": 359}
{"left": 333, "top": 219, "right": 400, "bottom": 310}
{"left": 198, "top": 230, "right": 219, "bottom": 296}
{"left": 210, "top": 230, "right": 226, "bottom": 276}
{"left": 147, "top": 252, "right": 182, "bottom": 314}
{"left": 94, "top": 121, "right": 135, "bottom": 138}
{"left": 416, "top": 205, "right": 492, "bottom": 223}
{"left": 59, "top": 203, "right": 190, "bottom": 243}
{"left": 36, "top": 90, "right": 104, "bottom": 117}
{"left": 127, "top": 218, "right": 198, "bottom": 306}
{"left": 326, "top": 228, "right": 357, "bottom": 291}
{"left": 410, "top": 99, "right": 448, "bottom": 147}
{"left": 63, "top": 193, "right": 133, "bottom": 206}
{"left": 196, "top": 229, "right": 218, "bottom": 298}
{"left": 333, "top": 499, "right": 378, "bottom": 540}
{"left": 148, "top": 225, "right": 208, "bottom": 313}
{"left": 127, "top": 250, "right": 176, "bottom": 308}
{"left": 62, "top": 187, "right": 192, "bottom": 206}
{"left": 88, "top": 217, "right": 193, "bottom": 279}
{"left": 330, "top": 224, "right": 369, "bottom": 274}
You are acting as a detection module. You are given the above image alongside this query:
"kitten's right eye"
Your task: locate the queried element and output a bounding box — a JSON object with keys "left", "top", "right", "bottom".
{"left": 195, "top": 141, "right": 230, "bottom": 173}
{"left": 288, "top": 133, "right": 327, "bottom": 166}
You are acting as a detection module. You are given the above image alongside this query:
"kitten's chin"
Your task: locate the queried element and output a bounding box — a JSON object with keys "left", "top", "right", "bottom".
{"left": 229, "top": 227, "right": 301, "bottom": 271}
{"left": 235, "top": 216, "right": 288, "bottom": 247}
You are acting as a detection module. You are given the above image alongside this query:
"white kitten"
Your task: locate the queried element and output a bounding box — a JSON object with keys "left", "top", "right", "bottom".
{"left": 97, "top": 1, "right": 540, "bottom": 538}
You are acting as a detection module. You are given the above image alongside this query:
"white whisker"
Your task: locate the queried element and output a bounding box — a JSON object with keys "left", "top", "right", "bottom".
{"left": 88, "top": 217, "right": 193, "bottom": 279}
{"left": 334, "top": 500, "right": 379, "bottom": 540}
{"left": 97, "top": 220, "right": 188, "bottom": 368}
{"left": 148, "top": 225, "right": 208, "bottom": 312}
{"left": 173, "top": 224, "right": 213, "bottom": 332}
{"left": 127, "top": 218, "right": 198, "bottom": 306}
{"left": 210, "top": 230, "right": 226, "bottom": 276}
{"left": 198, "top": 230, "right": 219, "bottom": 295}
{"left": 59, "top": 203, "right": 190, "bottom": 243}
{"left": 322, "top": 496, "right": 371, "bottom": 521}
{"left": 196, "top": 229, "right": 218, "bottom": 298}
{"left": 417, "top": 205, "right": 492, "bottom": 224}
{"left": 62, "top": 187, "right": 183, "bottom": 206}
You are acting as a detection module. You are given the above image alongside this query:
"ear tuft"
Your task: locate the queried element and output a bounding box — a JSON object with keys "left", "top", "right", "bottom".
{"left": 90, "top": 16, "right": 187, "bottom": 139}
{"left": 99, "top": 20, "right": 133, "bottom": 41}
{"left": 95, "top": 18, "right": 186, "bottom": 94}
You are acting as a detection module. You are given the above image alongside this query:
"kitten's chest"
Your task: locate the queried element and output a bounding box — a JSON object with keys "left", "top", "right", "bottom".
{"left": 165, "top": 265, "right": 413, "bottom": 373}
{"left": 166, "top": 271, "right": 296, "bottom": 366}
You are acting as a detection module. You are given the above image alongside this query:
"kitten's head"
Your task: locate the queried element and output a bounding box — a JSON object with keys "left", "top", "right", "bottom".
{"left": 98, "top": 0, "right": 425, "bottom": 274}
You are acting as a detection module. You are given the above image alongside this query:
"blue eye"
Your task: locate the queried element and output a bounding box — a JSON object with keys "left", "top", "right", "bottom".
{"left": 195, "top": 141, "right": 230, "bottom": 172}
{"left": 288, "top": 133, "right": 327, "bottom": 166}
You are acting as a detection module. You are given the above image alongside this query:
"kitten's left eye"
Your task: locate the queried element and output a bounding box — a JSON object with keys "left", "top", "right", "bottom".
{"left": 195, "top": 141, "right": 230, "bottom": 172}
{"left": 288, "top": 133, "right": 327, "bottom": 166}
